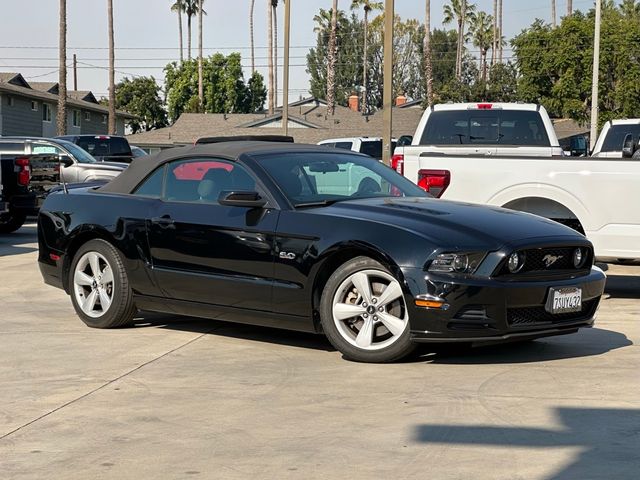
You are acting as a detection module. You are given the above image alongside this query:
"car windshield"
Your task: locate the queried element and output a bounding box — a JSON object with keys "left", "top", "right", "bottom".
{"left": 256, "top": 152, "right": 428, "bottom": 207}
{"left": 57, "top": 140, "right": 97, "bottom": 163}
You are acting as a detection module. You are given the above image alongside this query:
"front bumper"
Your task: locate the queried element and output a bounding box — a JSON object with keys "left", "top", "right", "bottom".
{"left": 401, "top": 266, "right": 606, "bottom": 343}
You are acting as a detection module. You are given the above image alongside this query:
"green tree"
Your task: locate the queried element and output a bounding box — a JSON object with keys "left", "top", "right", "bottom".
{"left": 443, "top": 0, "right": 476, "bottom": 80}
{"left": 115, "top": 77, "right": 168, "bottom": 133}
{"left": 512, "top": 3, "right": 640, "bottom": 126}
{"left": 350, "top": 0, "right": 383, "bottom": 113}
{"left": 469, "top": 11, "right": 493, "bottom": 84}
{"left": 164, "top": 54, "right": 267, "bottom": 122}
{"left": 171, "top": 0, "right": 185, "bottom": 62}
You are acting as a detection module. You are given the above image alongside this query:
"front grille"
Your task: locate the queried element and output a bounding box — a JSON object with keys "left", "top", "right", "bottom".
{"left": 507, "top": 298, "right": 598, "bottom": 327}
{"left": 496, "top": 246, "right": 592, "bottom": 277}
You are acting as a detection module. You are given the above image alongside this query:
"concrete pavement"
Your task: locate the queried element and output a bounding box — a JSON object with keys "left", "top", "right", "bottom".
{"left": 0, "top": 224, "right": 638, "bottom": 479}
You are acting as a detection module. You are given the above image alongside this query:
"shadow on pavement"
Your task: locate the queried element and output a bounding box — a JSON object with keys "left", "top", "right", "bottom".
{"left": 130, "top": 312, "right": 630, "bottom": 363}
{"left": 0, "top": 224, "right": 38, "bottom": 257}
{"left": 414, "top": 406, "right": 640, "bottom": 479}
{"left": 605, "top": 274, "right": 640, "bottom": 299}
{"left": 131, "top": 311, "right": 335, "bottom": 352}
{"left": 418, "top": 328, "right": 631, "bottom": 364}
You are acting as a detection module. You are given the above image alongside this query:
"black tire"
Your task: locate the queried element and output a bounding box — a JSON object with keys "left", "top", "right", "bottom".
{"left": 69, "top": 239, "right": 136, "bottom": 328}
{"left": 0, "top": 210, "right": 27, "bottom": 234}
{"left": 319, "top": 256, "right": 416, "bottom": 363}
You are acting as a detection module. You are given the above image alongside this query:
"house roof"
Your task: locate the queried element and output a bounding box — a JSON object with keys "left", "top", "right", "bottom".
{"left": 68, "top": 90, "right": 99, "bottom": 104}
{"left": 127, "top": 106, "right": 425, "bottom": 148}
{"left": 552, "top": 118, "right": 589, "bottom": 140}
{"left": 29, "top": 82, "right": 59, "bottom": 94}
{"left": 0, "top": 71, "right": 134, "bottom": 119}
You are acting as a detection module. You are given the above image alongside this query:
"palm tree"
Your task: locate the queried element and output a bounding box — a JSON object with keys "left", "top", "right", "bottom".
{"left": 171, "top": 0, "right": 185, "bottom": 62}
{"left": 327, "top": 0, "right": 339, "bottom": 115}
{"left": 551, "top": 0, "right": 556, "bottom": 27}
{"left": 57, "top": 0, "right": 67, "bottom": 135}
{"left": 498, "top": 0, "right": 502, "bottom": 62}
{"left": 267, "top": 0, "right": 274, "bottom": 113}
{"left": 249, "top": 0, "right": 256, "bottom": 72}
{"left": 491, "top": 0, "right": 497, "bottom": 66}
{"left": 424, "top": 0, "right": 434, "bottom": 105}
{"left": 567, "top": 0, "right": 572, "bottom": 15}
{"left": 350, "top": 0, "right": 383, "bottom": 114}
{"left": 469, "top": 11, "right": 493, "bottom": 84}
{"left": 198, "top": 0, "right": 203, "bottom": 110}
{"left": 184, "top": 0, "right": 206, "bottom": 60}
{"left": 443, "top": 0, "right": 476, "bottom": 80}
{"left": 107, "top": 0, "right": 116, "bottom": 134}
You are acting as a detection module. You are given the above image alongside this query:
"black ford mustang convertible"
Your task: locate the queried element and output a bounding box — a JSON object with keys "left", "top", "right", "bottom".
{"left": 38, "top": 142, "right": 606, "bottom": 362}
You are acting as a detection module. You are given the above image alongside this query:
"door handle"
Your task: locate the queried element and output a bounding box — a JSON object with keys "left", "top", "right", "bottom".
{"left": 151, "top": 215, "right": 175, "bottom": 229}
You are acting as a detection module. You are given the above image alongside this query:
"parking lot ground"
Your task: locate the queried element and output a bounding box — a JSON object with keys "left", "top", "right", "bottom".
{"left": 1, "top": 224, "right": 639, "bottom": 480}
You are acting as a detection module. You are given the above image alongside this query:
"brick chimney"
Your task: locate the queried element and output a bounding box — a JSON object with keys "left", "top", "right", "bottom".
{"left": 395, "top": 94, "right": 407, "bottom": 107}
{"left": 348, "top": 94, "right": 359, "bottom": 112}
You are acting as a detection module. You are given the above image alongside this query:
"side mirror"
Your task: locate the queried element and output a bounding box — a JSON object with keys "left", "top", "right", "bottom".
{"left": 397, "top": 135, "right": 413, "bottom": 147}
{"left": 58, "top": 154, "right": 75, "bottom": 168}
{"left": 218, "top": 191, "right": 267, "bottom": 208}
{"left": 622, "top": 134, "right": 635, "bottom": 158}
{"left": 569, "top": 135, "right": 588, "bottom": 157}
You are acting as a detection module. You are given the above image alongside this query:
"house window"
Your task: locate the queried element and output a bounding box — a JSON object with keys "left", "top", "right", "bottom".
{"left": 31, "top": 101, "right": 38, "bottom": 111}
{"left": 72, "top": 110, "right": 81, "bottom": 128}
{"left": 102, "top": 114, "right": 107, "bottom": 124}
{"left": 7, "top": 96, "right": 14, "bottom": 107}
{"left": 84, "top": 111, "right": 91, "bottom": 121}
{"left": 42, "top": 104, "right": 52, "bottom": 122}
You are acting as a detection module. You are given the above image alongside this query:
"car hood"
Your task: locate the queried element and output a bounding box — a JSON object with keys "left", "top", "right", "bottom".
{"left": 318, "top": 197, "right": 583, "bottom": 250}
{"left": 80, "top": 161, "right": 128, "bottom": 171}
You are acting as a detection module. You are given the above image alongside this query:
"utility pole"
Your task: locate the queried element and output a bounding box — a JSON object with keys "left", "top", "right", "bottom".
{"left": 73, "top": 54, "right": 77, "bottom": 91}
{"left": 589, "top": 0, "right": 601, "bottom": 151}
{"left": 282, "top": 0, "right": 291, "bottom": 136}
{"left": 382, "top": 0, "right": 394, "bottom": 166}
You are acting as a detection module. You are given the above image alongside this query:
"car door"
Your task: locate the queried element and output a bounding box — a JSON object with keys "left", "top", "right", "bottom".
{"left": 145, "top": 157, "right": 279, "bottom": 310}
{"left": 29, "top": 141, "right": 80, "bottom": 183}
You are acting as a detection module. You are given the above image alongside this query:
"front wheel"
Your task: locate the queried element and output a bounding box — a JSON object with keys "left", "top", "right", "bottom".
{"left": 69, "top": 239, "right": 136, "bottom": 328}
{"left": 320, "top": 256, "right": 416, "bottom": 363}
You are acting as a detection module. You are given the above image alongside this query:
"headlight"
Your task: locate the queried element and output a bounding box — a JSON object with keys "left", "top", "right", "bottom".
{"left": 573, "top": 248, "right": 586, "bottom": 268}
{"left": 507, "top": 251, "right": 526, "bottom": 273}
{"left": 428, "top": 252, "right": 485, "bottom": 274}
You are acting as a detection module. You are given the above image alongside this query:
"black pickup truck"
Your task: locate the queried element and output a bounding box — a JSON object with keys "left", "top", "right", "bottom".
{"left": 0, "top": 153, "right": 61, "bottom": 233}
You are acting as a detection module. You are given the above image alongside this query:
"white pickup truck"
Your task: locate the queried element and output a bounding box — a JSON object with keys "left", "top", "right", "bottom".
{"left": 395, "top": 102, "right": 640, "bottom": 261}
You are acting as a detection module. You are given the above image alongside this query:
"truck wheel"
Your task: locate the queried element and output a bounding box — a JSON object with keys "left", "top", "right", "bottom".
{"left": 320, "top": 256, "right": 416, "bottom": 363}
{"left": 69, "top": 239, "right": 137, "bottom": 328}
{"left": 0, "top": 211, "right": 27, "bottom": 234}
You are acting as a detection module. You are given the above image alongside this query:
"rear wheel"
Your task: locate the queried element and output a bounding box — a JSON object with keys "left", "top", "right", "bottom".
{"left": 320, "top": 256, "right": 415, "bottom": 363}
{"left": 0, "top": 210, "right": 26, "bottom": 234}
{"left": 69, "top": 239, "right": 136, "bottom": 328}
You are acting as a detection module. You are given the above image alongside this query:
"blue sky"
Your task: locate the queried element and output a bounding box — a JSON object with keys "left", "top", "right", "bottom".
{"left": 0, "top": 0, "right": 597, "bottom": 100}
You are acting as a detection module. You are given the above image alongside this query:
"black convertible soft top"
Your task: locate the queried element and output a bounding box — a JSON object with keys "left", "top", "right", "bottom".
{"left": 97, "top": 141, "right": 341, "bottom": 194}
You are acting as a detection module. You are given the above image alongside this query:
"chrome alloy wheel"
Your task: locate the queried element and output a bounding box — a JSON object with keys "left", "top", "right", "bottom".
{"left": 73, "top": 251, "right": 115, "bottom": 318}
{"left": 331, "top": 269, "right": 409, "bottom": 350}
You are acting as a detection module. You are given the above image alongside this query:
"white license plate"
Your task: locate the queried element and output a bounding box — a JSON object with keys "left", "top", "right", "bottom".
{"left": 545, "top": 287, "right": 582, "bottom": 314}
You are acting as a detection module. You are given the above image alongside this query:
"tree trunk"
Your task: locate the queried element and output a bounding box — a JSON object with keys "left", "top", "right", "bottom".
{"left": 108, "top": 0, "right": 116, "bottom": 134}
{"left": 326, "top": 0, "right": 338, "bottom": 115}
{"left": 57, "top": 0, "right": 67, "bottom": 136}
{"left": 267, "top": 1, "right": 274, "bottom": 113}
{"left": 498, "top": 0, "right": 503, "bottom": 62}
{"left": 491, "top": 0, "right": 497, "bottom": 66}
{"left": 552, "top": 0, "right": 556, "bottom": 27}
{"left": 198, "top": 0, "right": 203, "bottom": 111}
{"left": 362, "top": 8, "right": 368, "bottom": 114}
{"left": 456, "top": 20, "right": 462, "bottom": 79}
{"left": 187, "top": 14, "right": 192, "bottom": 59}
{"left": 424, "top": 0, "right": 433, "bottom": 105}
{"left": 567, "top": 0, "right": 572, "bottom": 16}
{"left": 178, "top": 4, "right": 184, "bottom": 63}
{"left": 250, "top": 0, "right": 255, "bottom": 73}
{"left": 273, "top": 4, "right": 278, "bottom": 108}
{"left": 481, "top": 48, "right": 487, "bottom": 84}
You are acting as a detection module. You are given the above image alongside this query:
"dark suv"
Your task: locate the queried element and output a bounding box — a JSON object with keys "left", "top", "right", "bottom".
{"left": 57, "top": 135, "right": 134, "bottom": 163}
